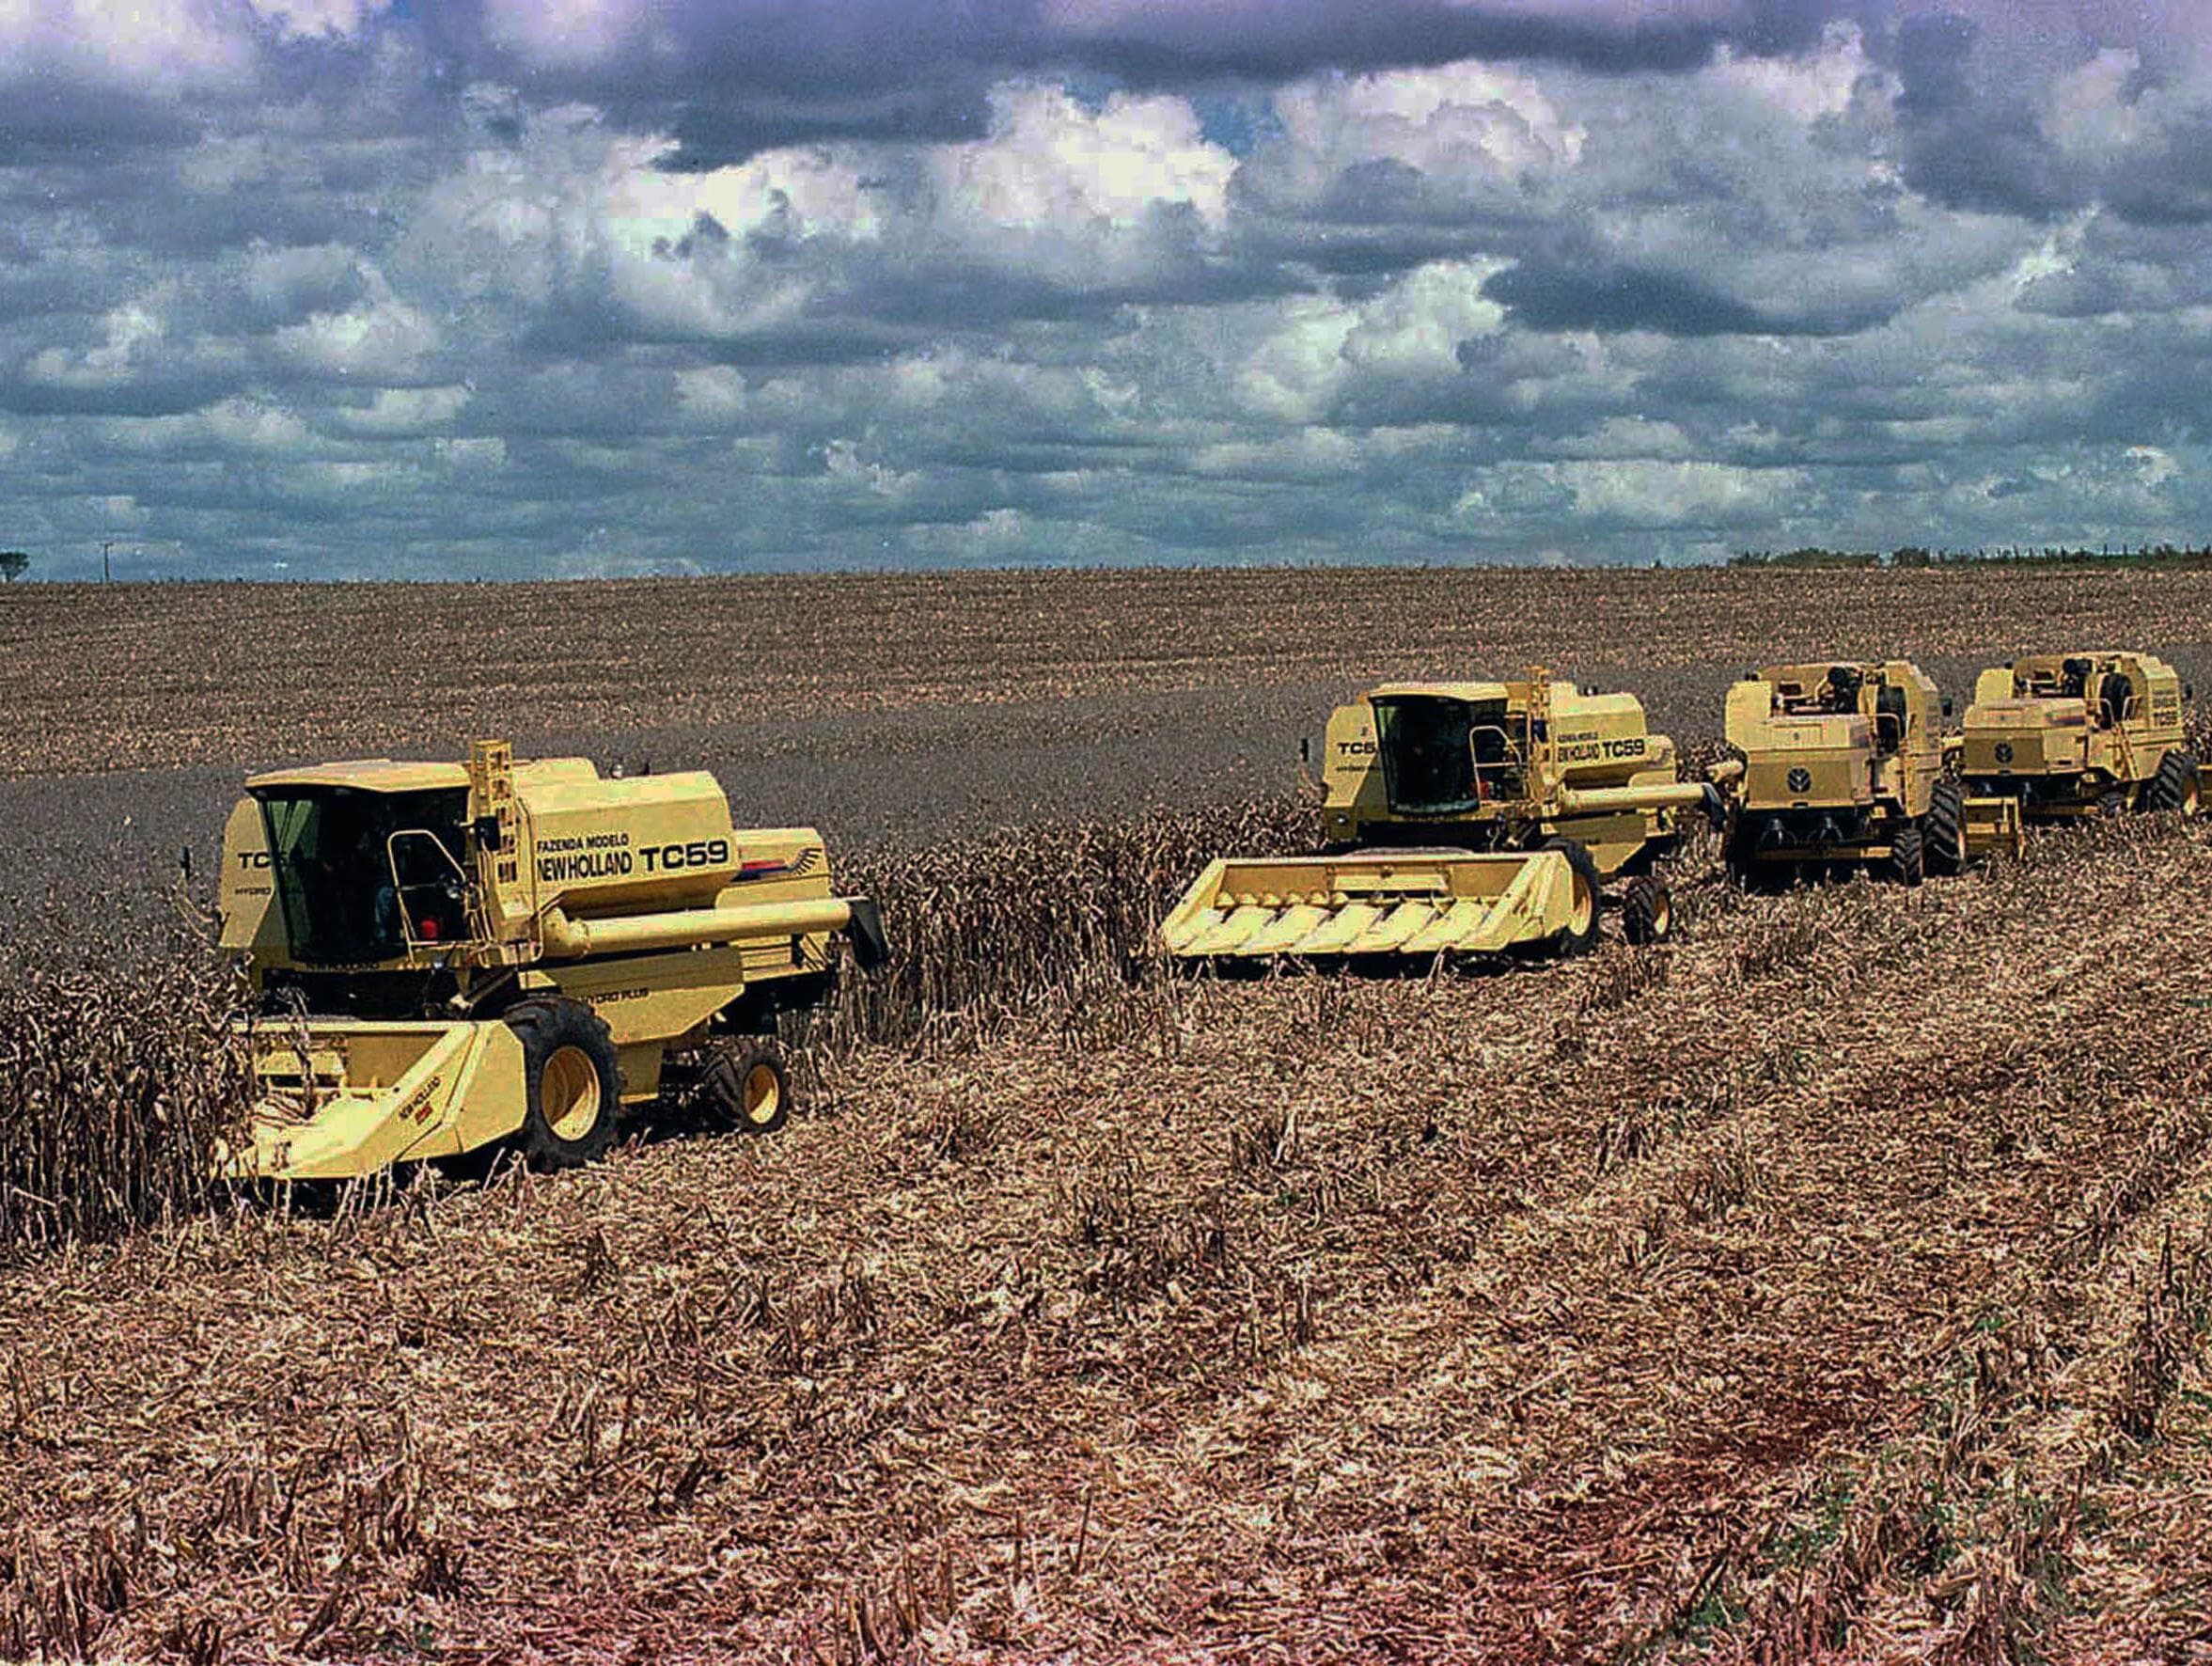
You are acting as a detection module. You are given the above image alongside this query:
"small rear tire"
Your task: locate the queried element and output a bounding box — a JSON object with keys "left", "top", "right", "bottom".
{"left": 698, "top": 1037, "right": 792, "bottom": 1138}
{"left": 1621, "top": 875, "right": 1672, "bottom": 945}
{"left": 506, "top": 998, "right": 620, "bottom": 1171}
{"left": 1540, "top": 837, "right": 1603, "bottom": 957}
{"left": 2147, "top": 748, "right": 2202, "bottom": 815}
{"left": 1887, "top": 823, "right": 1925, "bottom": 888}
{"left": 1926, "top": 778, "right": 1966, "bottom": 876}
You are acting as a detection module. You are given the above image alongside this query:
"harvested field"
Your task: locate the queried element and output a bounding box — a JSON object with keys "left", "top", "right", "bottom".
{"left": 4, "top": 566, "right": 2212, "bottom": 1664}
{"left": 6, "top": 566, "right": 2212, "bottom": 782}
{"left": 5, "top": 563, "right": 2210, "bottom": 901}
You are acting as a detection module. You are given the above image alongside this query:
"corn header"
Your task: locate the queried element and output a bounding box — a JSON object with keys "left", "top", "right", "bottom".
{"left": 1162, "top": 669, "right": 1729, "bottom": 964}
{"left": 217, "top": 741, "right": 886, "bottom": 1181}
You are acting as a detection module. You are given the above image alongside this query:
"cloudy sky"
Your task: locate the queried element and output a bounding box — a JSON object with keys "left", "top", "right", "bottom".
{"left": 1, "top": 0, "right": 2207, "bottom": 578}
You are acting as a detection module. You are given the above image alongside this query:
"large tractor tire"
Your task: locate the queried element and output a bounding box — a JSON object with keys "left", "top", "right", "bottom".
{"left": 1621, "top": 874, "right": 1673, "bottom": 945}
{"left": 1926, "top": 778, "right": 1967, "bottom": 876}
{"left": 2147, "top": 748, "right": 2203, "bottom": 815}
{"left": 506, "top": 998, "right": 620, "bottom": 1171}
{"left": 698, "top": 1036, "right": 792, "bottom": 1138}
{"left": 1541, "top": 837, "right": 1603, "bottom": 957}
{"left": 1887, "top": 823, "right": 1926, "bottom": 888}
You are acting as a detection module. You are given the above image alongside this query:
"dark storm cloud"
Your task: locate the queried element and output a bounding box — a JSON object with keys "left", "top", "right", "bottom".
{"left": 0, "top": 380, "right": 226, "bottom": 418}
{"left": 385, "top": 0, "right": 2210, "bottom": 207}
{"left": 1891, "top": 13, "right": 2077, "bottom": 219}
{"left": 2100, "top": 124, "right": 2212, "bottom": 225}
{"left": 1481, "top": 260, "right": 1795, "bottom": 337}
{"left": 406, "top": 0, "right": 1855, "bottom": 166}
{"left": 0, "top": 84, "right": 196, "bottom": 165}
{"left": 1889, "top": 6, "right": 2212, "bottom": 227}
{"left": 1023, "top": 0, "right": 1837, "bottom": 83}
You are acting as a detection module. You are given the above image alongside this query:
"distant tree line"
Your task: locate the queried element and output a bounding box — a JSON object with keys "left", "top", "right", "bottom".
{"left": 0, "top": 551, "right": 27, "bottom": 582}
{"left": 1730, "top": 542, "right": 2212, "bottom": 571}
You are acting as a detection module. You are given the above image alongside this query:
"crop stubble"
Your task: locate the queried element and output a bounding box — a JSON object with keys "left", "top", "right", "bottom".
{"left": 4, "top": 567, "right": 2212, "bottom": 1663}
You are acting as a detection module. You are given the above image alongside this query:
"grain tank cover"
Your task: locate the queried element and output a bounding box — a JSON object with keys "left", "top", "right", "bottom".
{"left": 1544, "top": 684, "right": 1666, "bottom": 789}
{"left": 518, "top": 766, "right": 740, "bottom": 914}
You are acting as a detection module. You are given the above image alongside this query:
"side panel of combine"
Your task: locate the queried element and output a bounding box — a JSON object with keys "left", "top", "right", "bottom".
{"left": 523, "top": 770, "right": 739, "bottom": 915}
{"left": 217, "top": 797, "right": 284, "bottom": 960}
{"left": 1548, "top": 692, "right": 1685, "bottom": 873}
{"left": 1318, "top": 699, "right": 1391, "bottom": 847}
{"left": 1161, "top": 850, "right": 1577, "bottom": 960}
{"left": 1882, "top": 661, "right": 1947, "bottom": 819}
{"left": 526, "top": 944, "right": 753, "bottom": 1103}
{"left": 1723, "top": 678, "right": 1773, "bottom": 756}
{"left": 1964, "top": 701, "right": 2089, "bottom": 781}
{"left": 1739, "top": 717, "right": 1877, "bottom": 809}
{"left": 1547, "top": 809, "right": 1653, "bottom": 877}
{"left": 1549, "top": 689, "right": 1666, "bottom": 790}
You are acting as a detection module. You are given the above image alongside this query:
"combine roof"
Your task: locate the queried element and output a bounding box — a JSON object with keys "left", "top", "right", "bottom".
{"left": 1365, "top": 680, "right": 1514, "bottom": 703}
{"left": 246, "top": 759, "right": 471, "bottom": 794}
{"left": 245, "top": 756, "right": 605, "bottom": 794}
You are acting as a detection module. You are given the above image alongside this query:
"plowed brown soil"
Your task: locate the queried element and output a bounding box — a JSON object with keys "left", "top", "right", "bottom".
{"left": 6, "top": 565, "right": 2211, "bottom": 780}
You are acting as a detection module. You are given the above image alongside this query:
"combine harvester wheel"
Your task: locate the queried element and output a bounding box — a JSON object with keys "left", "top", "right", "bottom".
{"left": 508, "top": 998, "right": 620, "bottom": 1171}
{"left": 698, "top": 1037, "right": 791, "bottom": 1137}
{"left": 1926, "top": 779, "right": 1967, "bottom": 876}
{"left": 1620, "top": 874, "right": 1672, "bottom": 945}
{"left": 2149, "top": 748, "right": 2203, "bottom": 814}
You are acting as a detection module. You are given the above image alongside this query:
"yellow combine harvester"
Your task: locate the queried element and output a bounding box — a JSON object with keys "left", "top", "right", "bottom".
{"left": 1162, "top": 668, "right": 1729, "bottom": 963}
{"left": 1722, "top": 660, "right": 2019, "bottom": 884}
{"left": 1960, "top": 652, "right": 2204, "bottom": 819}
{"left": 217, "top": 740, "right": 885, "bottom": 1181}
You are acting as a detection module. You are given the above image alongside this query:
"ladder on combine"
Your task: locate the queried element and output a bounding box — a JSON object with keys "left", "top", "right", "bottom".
{"left": 467, "top": 738, "right": 536, "bottom": 959}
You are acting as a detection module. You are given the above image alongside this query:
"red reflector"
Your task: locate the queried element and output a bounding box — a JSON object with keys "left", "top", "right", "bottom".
{"left": 420, "top": 918, "right": 442, "bottom": 940}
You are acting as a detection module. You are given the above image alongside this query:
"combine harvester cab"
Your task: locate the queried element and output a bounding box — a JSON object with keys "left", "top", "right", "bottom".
{"left": 1162, "top": 669, "right": 1729, "bottom": 966}
{"left": 1722, "top": 661, "right": 2016, "bottom": 884}
{"left": 1960, "top": 652, "right": 2203, "bottom": 822}
{"left": 217, "top": 740, "right": 886, "bottom": 1182}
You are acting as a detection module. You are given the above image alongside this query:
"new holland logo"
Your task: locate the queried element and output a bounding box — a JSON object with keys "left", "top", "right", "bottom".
{"left": 1786, "top": 766, "right": 1813, "bottom": 794}
{"left": 1995, "top": 742, "right": 2016, "bottom": 763}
